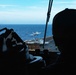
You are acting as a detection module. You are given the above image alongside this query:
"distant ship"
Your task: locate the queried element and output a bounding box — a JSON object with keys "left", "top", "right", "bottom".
{"left": 30, "top": 31, "right": 41, "bottom": 36}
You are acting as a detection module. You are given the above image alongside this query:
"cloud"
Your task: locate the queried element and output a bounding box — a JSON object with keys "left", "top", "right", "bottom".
{"left": 0, "top": 4, "right": 17, "bottom": 8}
{"left": 2, "top": 0, "right": 76, "bottom": 24}
{"left": 53, "top": 0, "right": 76, "bottom": 9}
{"left": 0, "top": 9, "right": 47, "bottom": 24}
{"left": 0, "top": 2, "right": 49, "bottom": 24}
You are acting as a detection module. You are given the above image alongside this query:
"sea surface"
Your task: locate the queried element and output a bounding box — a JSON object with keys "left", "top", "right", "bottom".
{"left": 0, "top": 24, "right": 52, "bottom": 41}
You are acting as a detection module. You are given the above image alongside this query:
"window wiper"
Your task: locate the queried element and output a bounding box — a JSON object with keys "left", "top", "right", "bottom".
{"left": 43, "top": 0, "right": 53, "bottom": 48}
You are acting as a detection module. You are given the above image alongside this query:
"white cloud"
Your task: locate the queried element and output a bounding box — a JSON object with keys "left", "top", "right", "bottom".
{"left": 0, "top": 9, "right": 47, "bottom": 24}
{"left": 0, "top": 3, "right": 49, "bottom": 24}
{"left": 2, "top": 0, "right": 76, "bottom": 24}
{"left": 0, "top": 1, "right": 49, "bottom": 24}
{"left": 53, "top": 0, "right": 76, "bottom": 9}
{"left": 0, "top": 4, "right": 17, "bottom": 8}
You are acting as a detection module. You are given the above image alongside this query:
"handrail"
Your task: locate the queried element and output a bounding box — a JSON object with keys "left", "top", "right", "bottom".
{"left": 43, "top": 0, "right": 53, "bottom": 48}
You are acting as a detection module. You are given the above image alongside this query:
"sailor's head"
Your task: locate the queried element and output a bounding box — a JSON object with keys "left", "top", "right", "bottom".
{"left": 52, "top": 8, "right": 76, "bottom": 54}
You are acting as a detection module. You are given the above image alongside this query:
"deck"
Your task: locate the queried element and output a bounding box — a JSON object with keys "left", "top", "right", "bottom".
{"left": 25, "top": 36, "right": 60, "bottom": 53}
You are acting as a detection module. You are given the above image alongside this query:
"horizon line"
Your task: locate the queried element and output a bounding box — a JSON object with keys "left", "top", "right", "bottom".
{"left": 0, "top": 24, "right": 52, "bottom": 25}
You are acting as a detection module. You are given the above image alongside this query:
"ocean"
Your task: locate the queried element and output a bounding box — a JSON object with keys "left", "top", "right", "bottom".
{"left": 0, "top": 24, "right": 52, "bottom": 41}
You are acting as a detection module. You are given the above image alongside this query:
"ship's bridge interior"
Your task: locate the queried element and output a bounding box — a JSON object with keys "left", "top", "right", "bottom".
{"left": 0, "top": 0, "right": 76, "bottom": 75}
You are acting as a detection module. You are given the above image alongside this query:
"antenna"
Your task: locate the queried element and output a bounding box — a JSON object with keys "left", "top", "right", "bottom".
{"left": 43, "top": 0, "right": 53, "bottom": 48}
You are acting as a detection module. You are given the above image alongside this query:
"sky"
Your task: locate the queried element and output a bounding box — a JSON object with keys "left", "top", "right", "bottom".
{"left": 0, "top": 0, "right": 76, "bottom": 24}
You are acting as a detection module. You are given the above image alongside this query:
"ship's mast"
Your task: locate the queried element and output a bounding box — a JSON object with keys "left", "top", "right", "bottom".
{"left": 43, "top": 0, "right": 53, "bottom": 48}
